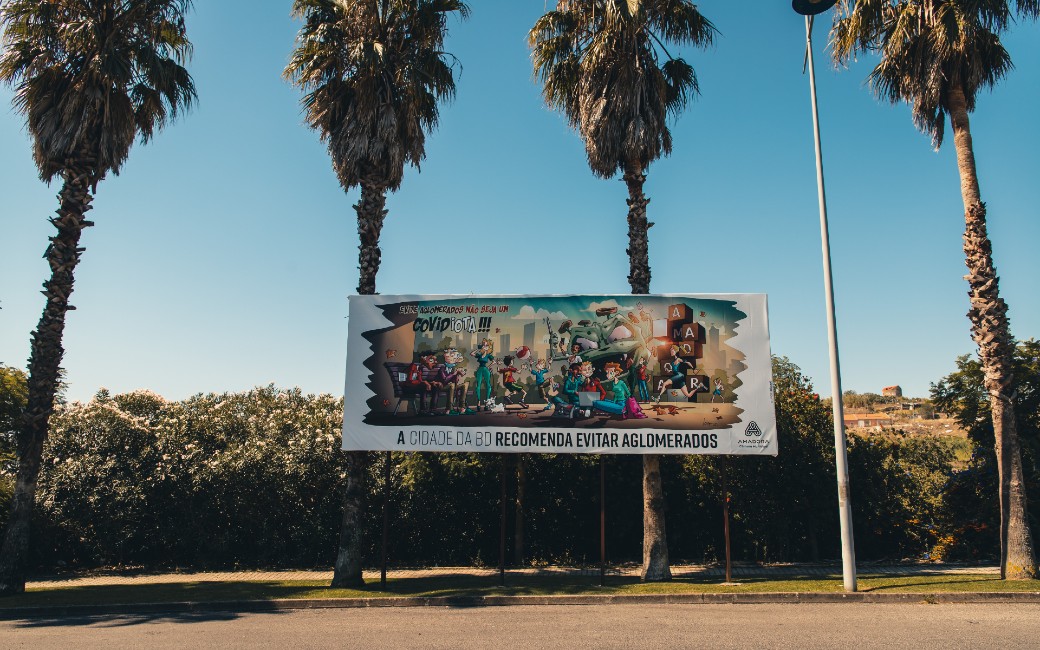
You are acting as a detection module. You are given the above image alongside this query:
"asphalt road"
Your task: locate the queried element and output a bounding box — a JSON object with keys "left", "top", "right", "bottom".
{"left": 3, "top": 603, "right": 1039, "bottom": 649}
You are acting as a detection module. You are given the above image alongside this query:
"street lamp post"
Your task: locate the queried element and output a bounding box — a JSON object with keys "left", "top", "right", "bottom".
{"left": 792, "top": 0, "right": 857, "bottom": 593}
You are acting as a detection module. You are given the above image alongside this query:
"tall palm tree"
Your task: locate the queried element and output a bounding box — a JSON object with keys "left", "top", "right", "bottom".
{"left": 832, "top": 0, "right": 1038, "bottom": 579}
{"left": 0, "top": 0, "right": 196, "bottom": 595}
{"left": 285, "top": 0, "right": 468, "bottom": 588}
{"left": 530, "top": 0, "right": 716, "bottom": 581}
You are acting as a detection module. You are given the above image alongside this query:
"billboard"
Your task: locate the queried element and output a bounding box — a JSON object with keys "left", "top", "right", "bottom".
{"left": 343, "top": 294, "right": 776, "bottom": 456}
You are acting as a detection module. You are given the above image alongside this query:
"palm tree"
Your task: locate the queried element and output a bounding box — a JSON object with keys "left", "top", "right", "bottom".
{"left": 0, "top": 0, "right": 196, "bottom": 595}
{"left": 530, "top": 0, "right": 716, "bottom": 581}
{"left": 285, "top": 0, "right": 468, "bottom": 588}
{"left": 831, "top": 0, "right": 1038, "bottom": 579}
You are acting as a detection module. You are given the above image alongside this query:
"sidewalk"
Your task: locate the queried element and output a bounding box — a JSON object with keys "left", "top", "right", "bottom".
{"left": 26, "top": 562, "right": 1001, "bottom": 590}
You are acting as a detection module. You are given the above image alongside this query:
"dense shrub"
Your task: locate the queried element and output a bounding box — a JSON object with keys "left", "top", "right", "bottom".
{"left": 34, "top": 387, "right": 346, "bottom": 568}
{"left": 847, "top": 433, "right": 954, "bottom": 560}
{"left": 685, "top": 356, "right": 841, "bottom": 563}
{"left": 13, "top": 352, "right": 1003, "bottom": 571}
{"left": 0, "top": 365, "right": 28, "bottom": 533}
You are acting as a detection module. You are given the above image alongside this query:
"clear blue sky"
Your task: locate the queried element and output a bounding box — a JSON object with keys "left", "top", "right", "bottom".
{"left": 2, "top": 2, "right": 1038, "bottom": 403}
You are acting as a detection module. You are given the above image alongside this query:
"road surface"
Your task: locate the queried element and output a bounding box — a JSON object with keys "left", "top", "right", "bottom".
{"left": 3, "top": 603, "right": 1038, "bottom": 649}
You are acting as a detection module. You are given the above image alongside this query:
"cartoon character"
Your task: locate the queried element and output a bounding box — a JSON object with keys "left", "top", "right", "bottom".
{"left": 545, "top": 378, "right": 567, "bottom": 410}
{"left": 439, "top": 348, "right": 473, "bottom": 415}
{"left": 406, "top": 351, "right": 439, "bottom": 415}
{"left": 635, "top": 357, "right": 650, "bottom": 402}
{"left": 654, "top": 345, "right": 697, "bottom": 403}
{"left": 471, "top": 338, "right": 495, "bottom": 411}
{"left": 497, "top": 355, "right": 528, "bottom": 408}
{"left": 592, "top": 362, "right": 647, "bottom": 419}
{"left": 567, "top": 343, "right": 583, "bottom": 366}
{"left": 711, "top": 377, "right": 724, "bottom": 403}
{"left": 485, "top": 396, "right": 506, "bottom": 413}
{"left": 563, "top": 362, "right": 583, "bottom": 405}
{"left": 579, "top": 361, "right": 606, "bottom": 401}
{"left": 530, "top": 358, "right": 552, "bottom": 410}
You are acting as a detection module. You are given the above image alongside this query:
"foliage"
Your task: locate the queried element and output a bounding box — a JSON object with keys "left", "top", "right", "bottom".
{"left": 930, "top": 340, "right": 1040, "bottom": 560}
{"left": 848, "top": 433, "right": 954, "bottom": 559}
{"left": 0, "top": 0, "right": 197, "bottom": 180}
{"left": 23, "top": 352, "right": 986, "bottom": 570}
{"left": 284, "top": 0, "right": 469, "bottom": 192}
{"left": 529, "top": 0, "right": 716, "bottom": 178}
{"left": 35, "top": 387, "right": 346, "bottom": 568}
{"left": 0, "top": 365, "right": 28, "bottom": 531}
{"left": 831, "top": 0, "right": 1039, "bottom": 148}
{"left": 0, "top": 365, "right": 27, "bottom": 471}
{"left": 685, "top": 357, "right": 840, "bottom": 562}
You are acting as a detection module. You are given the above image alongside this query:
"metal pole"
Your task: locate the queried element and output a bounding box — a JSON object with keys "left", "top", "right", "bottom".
{"left": 381, "top": 450, "right": 390, "bottom": 590}
{"left": 600, "top": 455, "right": 606, "bottom": 587}
{"left": 722, "top": 457, "right": 731, "bottom": 584}
{"left": 499, "top": 453, "right": 507, "bottom": 587}
{"left": 804, "top": 14, "right": 857, "bottom": 592}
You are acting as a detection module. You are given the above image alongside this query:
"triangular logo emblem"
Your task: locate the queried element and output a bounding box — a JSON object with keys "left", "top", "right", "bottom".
{"left": 744, "top": 421, "right": 762, "bottom": 437}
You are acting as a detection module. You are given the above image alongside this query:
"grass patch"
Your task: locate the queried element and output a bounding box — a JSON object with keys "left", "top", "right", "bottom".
{"left": 1, "top": 573, "right": 1037, "bottom": 609}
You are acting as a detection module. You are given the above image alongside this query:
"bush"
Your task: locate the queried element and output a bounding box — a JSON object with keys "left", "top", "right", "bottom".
{"left": 21, "top": 352, "right": 985, "bottom": 571}
{"left": 35, "top": 386, "right": 346, "bottom": 568}
{"left": 930, "top": 339, "right": 1040, "bottom": 562}
{"left": 847, "top": 432, "right": 954, "bottom": 560}
{"left": 0, "top": 364, "right": 28, "bottom": 532}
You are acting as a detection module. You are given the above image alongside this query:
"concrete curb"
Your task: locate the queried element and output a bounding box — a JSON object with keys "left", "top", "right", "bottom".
{"left": 3, "top": 591, "right": 1040, "bottom": 619}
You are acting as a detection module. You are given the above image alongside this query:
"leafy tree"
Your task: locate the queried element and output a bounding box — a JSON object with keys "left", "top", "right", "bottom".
{"left": 847, "top": 433, "right": 954, "bottom": 559}
{"left": 843, "top": 390, "right": 884, "bottom": 409}
{"left": 831, "top": 0, "right": 1038, "bottom": 580}
{"left": 0, "top": 0, "right": 196, "bottom": 595}
{"left": 0, "top": 366, "right": 28, "bottom": 473}
{"left": 284, "top": 0, "right": 469, "bottom": 588}
{"left": 529, "top": 0, "right": 717, "bottom": 582}
{"left": 688, "top": 357, "right": 840, "bottom": 562}
{"left": 0, "top": 366, "right": 28, "bottom": 533}
{"left": 931, "top": 340, "right": 1040, "bottom": 562}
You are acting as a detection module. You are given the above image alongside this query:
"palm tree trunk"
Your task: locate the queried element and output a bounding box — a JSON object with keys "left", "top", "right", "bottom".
{"left": 623, "top": 164, "right": 652, "bottom": 294}
{"left": 0, "top": 162, "right": 94, "bottom": 595}
{"left": 641, "top": 454, "right": 671, "bottom": 581}
{"left": 331, "top": 449, "right": 369, "bottom": 588}
{"left": 331, "top": 177, "right": 389, "bottom": 589}
{"left": 624, "top": 162, "right": 669, "bottom": 580}
{"left": 948, "top": 85, "right": 1037, "bottom": 579}
{"left": 355, "top": 178, "right": 388, "bottom": 295}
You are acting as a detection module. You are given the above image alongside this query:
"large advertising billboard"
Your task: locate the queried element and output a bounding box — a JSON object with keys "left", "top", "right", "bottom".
{"left": 343, "top": 294, "right": 776, "bottom": 456}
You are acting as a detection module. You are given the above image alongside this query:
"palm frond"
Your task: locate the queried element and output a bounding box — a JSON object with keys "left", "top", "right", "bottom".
{"left": 830, "top": 0, "right": 1031, "bottom": 148}
{"left": 286, "top": 0, "right": 468, "bottom": 192}
{"left": 0, "top": 0, "right": 197, "bottom": 181}
{"left": 529, "top": 0, "right": 715, "bottom": 178}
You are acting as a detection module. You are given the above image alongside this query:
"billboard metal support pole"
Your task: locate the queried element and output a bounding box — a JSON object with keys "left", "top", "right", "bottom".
{"left": 722, "top": 457, "right": 732, "bottom": 584}
{"left": 600, "top": 455, "right": 606, "bottom": 587}
{"left": 499, "top": 453, "right": 507, "bottom": 587}
{"left": 802, "top": 12, "right": 857, "bottom": 592}
{"left": 381, "top": 450, "right": 390, "bottom": 590}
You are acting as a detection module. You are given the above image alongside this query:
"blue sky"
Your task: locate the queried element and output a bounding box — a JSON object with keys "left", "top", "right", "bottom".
{"left": 1, "top": 2, "right": 1038, "bottom": 403}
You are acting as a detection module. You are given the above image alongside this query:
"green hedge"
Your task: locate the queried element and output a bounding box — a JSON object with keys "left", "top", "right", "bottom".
{"left": 0, "top": 355, "right": 998, "bottom": 570}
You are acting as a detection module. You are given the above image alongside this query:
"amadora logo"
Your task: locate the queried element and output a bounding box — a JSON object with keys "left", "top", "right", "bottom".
{"left": 744, "top": 421, "right": 762, "bottom": 437}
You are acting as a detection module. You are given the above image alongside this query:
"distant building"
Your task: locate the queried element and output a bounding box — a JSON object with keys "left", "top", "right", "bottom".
{"left": 842, "top": 412, "right": 894, "bottom": 431}
{"left": 523, "top": 322, "right": 536, "bottom": 353}
{"left": 882, "top": 385, "right": 902, "bottom": 397}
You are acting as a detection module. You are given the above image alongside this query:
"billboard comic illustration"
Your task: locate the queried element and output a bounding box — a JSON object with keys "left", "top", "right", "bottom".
{"left": 343, "top": 294, "right": 777, "bottom": 456}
